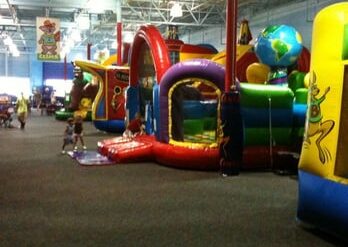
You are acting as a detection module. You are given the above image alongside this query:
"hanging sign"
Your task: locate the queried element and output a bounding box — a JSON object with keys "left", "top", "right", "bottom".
{"left": 36, "top": 17, "right": 61, "bottom": 61}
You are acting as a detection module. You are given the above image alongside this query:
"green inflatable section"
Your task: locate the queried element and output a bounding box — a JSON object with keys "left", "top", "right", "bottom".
{"left": 244, "top": 127, "right": 293, "bottom": 146}
{"left": 55, "top": 109, "right": 92, "bottom": 121}
{"left": 183, "top": 119, "right": 203, "bottom": 135}
{"left": 183, "top": 117, "right": 217, "bottom": 143}
{"left": 203, "top": 117, "right": 216, "bottom": 130}
{"left": 288, "top": 71, "right": 306, "bottom": 92}
{"left": 55, "top": 109, "right": 74, "bottom": 121}
{"left": 83, "top": 72, "right": 93, "bottom": 83}
{"left": 294, "top": 88, "right": 308, "bottom": 104}
{"left": 240, "top": 83, "right": 294, "bottom": 109}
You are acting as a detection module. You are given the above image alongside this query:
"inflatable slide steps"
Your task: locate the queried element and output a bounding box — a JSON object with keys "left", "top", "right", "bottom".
{"left": 98, "top": 134, "right": 220, "bottom": 170}
{"left": 98, "top": 135, "right": 156, "bottom": 163}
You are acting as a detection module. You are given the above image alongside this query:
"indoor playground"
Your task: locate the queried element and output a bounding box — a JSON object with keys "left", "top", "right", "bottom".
{"left": 97, "top": 22, "right": 309, "bottom": 171}
{"left": 1, "top": 0, "right": 348, "bottom": 245}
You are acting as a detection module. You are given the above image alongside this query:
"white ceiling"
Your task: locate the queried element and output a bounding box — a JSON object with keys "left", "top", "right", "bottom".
{"left": 0, "top": 0, "right": 301, "bottom": 54}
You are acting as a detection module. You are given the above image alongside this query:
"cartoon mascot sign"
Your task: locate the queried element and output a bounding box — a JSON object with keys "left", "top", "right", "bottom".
{"left": 36, "top": 17, "right": 61, "bottom": 61}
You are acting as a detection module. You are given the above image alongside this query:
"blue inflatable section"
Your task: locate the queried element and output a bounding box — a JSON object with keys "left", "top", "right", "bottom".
{"left": 241, "top": 108, "right": 293, "bottom": 128}
{"left": 94, "top": 120, "right": 125, "bottom": 133}
{"left": 153, "top": 84, "right": 161, "bottom": 140}
{"left": 95, "top": 98, "right": 106, "bottom": 118}
{"left": 293, "top": 104, "right": 307, "bottom": 127}
{"left": 297, "top": 170, "right": 348, "bottom": 239}
{"left": 126, "top": 85, "right": 140, "bottom": 121}
{"left": 145, "top": 101, "right": 153, "bottom": 134}
{"left": 183, "top": 100, "right": 217, "bottom": 119}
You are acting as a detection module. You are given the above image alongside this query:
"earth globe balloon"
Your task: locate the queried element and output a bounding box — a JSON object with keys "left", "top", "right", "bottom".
{"left": 254, "top": 25, "right": 303, "bottom": 85}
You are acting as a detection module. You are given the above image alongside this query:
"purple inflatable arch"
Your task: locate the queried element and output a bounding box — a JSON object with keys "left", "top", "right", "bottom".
{"left": 158, "top": 59, "right": 225, "bottom": 143}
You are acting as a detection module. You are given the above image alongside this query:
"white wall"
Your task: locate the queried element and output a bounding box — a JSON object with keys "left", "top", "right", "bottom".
{"left": 180, "top": 0, "right": 342, "bottom": 52}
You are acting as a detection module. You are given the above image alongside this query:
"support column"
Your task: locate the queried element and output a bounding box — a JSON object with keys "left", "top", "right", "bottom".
{"left": 116, "top": 0, "right": 122, "bottom": 65}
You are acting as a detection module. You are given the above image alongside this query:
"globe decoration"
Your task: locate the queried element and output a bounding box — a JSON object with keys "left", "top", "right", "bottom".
{"left": 254, "top": 25, "right": 303, "bottom": 85}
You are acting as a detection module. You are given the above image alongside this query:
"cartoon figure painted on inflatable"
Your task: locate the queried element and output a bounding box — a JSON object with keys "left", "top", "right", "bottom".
{"left": 304, "top": 72, "right": 334, "bottom": 164}
{"left": 297, "top": 2, "right": 348, "bottom": 240}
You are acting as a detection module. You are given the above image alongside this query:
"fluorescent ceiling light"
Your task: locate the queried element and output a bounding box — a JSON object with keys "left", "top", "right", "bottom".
{"left": 170, "top": 2, "right": 183, "bottom": 18}
{"left": 86, "top": 0, "right": 105, "bottom": 13}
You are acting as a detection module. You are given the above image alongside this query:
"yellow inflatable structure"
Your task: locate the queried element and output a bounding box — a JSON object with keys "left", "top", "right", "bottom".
{"left": 211, "top": 45, "right": 253, "bottom": 66}
{"left": 299, "top": 2, "right": 348, "bottom": 180}
{"left": 211, "top": 45, "right": 259, "bottom": 82}
{"left": 297, "top": 2, "right": 348, "bottom": 240}
{"left": 102, "top": 54, "right": 117, "bottom": 66}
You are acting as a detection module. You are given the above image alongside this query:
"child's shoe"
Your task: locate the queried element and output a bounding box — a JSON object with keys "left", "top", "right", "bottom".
{"left": 61, "top": 150, "right": 66, "bottom": 154}
{"left": 73, "top": 146, "right": 78, "bottom": 152}
{"left": 83, "top": 146, "right": 87, "bottom": 150}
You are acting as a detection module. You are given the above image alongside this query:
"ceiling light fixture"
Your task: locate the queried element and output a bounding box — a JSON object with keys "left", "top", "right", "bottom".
{"left": 170, "top": 2, "right": 183, "bottom": 18}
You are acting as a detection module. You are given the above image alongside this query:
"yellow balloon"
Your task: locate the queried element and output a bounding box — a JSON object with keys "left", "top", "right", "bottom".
{"left": 246, "top": 63, "right": 270, "bottom": 84}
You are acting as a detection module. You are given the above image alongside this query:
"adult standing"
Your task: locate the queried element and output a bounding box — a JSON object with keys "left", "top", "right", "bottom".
{"left": 16, "top": 92, "right": 29, "bottom": 129}
{"left": 33, "top": 89, "right": 42, "bottom": 111}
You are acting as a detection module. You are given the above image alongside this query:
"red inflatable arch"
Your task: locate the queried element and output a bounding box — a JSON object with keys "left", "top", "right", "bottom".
{"left": 129, "top": 25, "right": 171, "bottom": 87}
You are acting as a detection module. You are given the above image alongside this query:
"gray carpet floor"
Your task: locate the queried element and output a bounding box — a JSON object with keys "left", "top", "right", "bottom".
{"left": 0, "top": 110, "right": 344, "bottom": 247}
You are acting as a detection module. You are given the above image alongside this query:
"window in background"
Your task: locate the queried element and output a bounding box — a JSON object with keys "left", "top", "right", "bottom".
{"left": 0, "top": 76, "right": 31, "bottom": 97}
{"left": 45, "top": 79, "right": 72, "bottom": 97}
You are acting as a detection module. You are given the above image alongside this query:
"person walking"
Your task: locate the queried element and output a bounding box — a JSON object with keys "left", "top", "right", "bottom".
{"left": 15, "top": 92, "right": 29, "bottom": 129}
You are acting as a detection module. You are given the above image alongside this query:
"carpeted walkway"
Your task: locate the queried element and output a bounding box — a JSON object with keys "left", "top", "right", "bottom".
{"left": 0, "top": 110, "right": 344, "bottom": 246}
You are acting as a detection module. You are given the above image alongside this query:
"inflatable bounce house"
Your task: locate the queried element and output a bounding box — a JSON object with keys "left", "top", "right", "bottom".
{"left": 68, "top": 43, "right": 131, "bottom": 132}
{"left": 98, "top": 25, "right": 224, "bottom": 169}
{"left": 73, "top": 25, "right": 218, "bottom": 134}
{"left": 297, "top": 2, "right": 348, "bottom": 240}
{"left": 239, "top": 24, "right": 309, "bottom": 170}
{"left": 74, "top": 60, "right": 129, "bottom": 132}
{"left": 97, "top": 21, "right": 309, "bottom": 171}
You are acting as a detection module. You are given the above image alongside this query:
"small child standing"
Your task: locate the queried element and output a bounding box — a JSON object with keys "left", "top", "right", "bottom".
{"left": 61, "top": 118, "right": 74, "bottom": 154}
{"left": 73, "top": 115, "right": 87, "bottom": 151}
